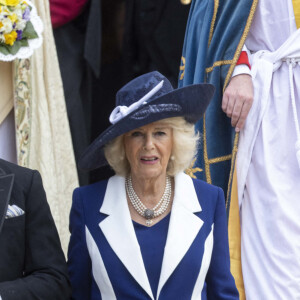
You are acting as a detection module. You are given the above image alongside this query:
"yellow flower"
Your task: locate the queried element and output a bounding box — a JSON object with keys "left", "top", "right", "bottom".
{"left": 8, "top": 13, "right": 18, "bottom": 23}
{"left": 4, "top": 30, "right": 17, "bottom": 46}
{"left": 0, "top": 22, "right": 3, "bottom": 29}
{"left": 0, "top": 0, "right": 20, "bottom": 6}
{"left": 2, "top": 7, "right": 9, "bottom": 14}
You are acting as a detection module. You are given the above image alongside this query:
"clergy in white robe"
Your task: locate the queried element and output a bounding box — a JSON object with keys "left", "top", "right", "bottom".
{"left": 237, "top": 0, "right": 300, "bottom": 298}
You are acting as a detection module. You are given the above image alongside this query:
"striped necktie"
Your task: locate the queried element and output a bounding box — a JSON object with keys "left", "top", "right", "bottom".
{"left": 292, "top": 0, "right": 300, "bottom": 28}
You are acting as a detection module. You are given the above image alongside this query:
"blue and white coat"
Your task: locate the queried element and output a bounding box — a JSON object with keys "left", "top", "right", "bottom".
{"left": 68, "top": 172, "right": 238, "bottom": 300}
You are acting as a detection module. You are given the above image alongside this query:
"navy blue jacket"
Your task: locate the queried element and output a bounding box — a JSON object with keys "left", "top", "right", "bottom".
{"left": 68, "top": 173, "right": 238, "bottom": 299}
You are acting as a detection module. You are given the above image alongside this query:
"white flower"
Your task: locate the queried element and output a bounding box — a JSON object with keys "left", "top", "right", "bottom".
{"left": 15, "top": 18, "right": 26, "bottom": 31}
{"left": 14, "top": 7, "right": 23, "bottom": 19}
{"left": 0, "top": 33, "right": 5, "bottom": 43}
{"left": 1, "top": 18, "right": 13, "bottom": 34}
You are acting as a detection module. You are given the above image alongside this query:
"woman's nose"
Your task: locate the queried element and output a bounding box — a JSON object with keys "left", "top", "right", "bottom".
{"left": 143, "top": 134, "right": 154, "bottom": 150}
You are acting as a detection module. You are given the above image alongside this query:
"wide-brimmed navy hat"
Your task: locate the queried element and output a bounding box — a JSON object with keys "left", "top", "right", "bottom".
{"left": 79, "top": 71, "right": 215, "bottom": 170}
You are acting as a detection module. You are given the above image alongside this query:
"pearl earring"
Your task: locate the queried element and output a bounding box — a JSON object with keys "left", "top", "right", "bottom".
{"left": 170, "top": 155, "right": 175, "bottom": 161}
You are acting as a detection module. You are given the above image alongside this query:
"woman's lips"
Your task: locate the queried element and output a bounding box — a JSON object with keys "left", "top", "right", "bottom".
{"left": 140, "top": 156, "right": 158, "bottom": 164}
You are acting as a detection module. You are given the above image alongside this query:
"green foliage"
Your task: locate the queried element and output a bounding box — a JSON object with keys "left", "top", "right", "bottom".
{"left": 0, "top": 21, "right": 38, "bottom": 55}
{"left": 22, "top": 21, "right": 38, "bottom": 39}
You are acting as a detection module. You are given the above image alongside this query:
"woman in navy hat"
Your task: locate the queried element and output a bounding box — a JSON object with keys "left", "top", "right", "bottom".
{"left": 68, "top": 71, "right": 239, "bottom": 299}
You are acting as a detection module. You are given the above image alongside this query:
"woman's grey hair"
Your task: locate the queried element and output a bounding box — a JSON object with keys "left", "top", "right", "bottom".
{"left": 104, "top": 117, "right": 199, "bottom": 176}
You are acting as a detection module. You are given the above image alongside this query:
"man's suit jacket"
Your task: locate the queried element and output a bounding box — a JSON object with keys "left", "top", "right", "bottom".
{"left": 0, "top": 159, "right": 71, "bottom": 300}
{"left": 123, "top": 0, "right": 191, "bottom": 87}
{"left": 68, "top": 172, "right": 238, "bottom": 299}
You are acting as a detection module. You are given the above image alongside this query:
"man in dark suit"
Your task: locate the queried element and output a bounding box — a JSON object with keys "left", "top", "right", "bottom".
{"left": 0, "top": 159, "right": 71, "bottom": 300}
{"left": 123, "top": 0, "right": 191, "bottom": 87}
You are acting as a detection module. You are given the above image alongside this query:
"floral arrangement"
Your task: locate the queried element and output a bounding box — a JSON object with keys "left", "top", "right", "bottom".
{"left": 0, "top": 0, "right": 43, "bottom": 60}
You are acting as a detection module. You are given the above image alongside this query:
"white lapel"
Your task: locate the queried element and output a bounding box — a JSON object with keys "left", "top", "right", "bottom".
{"left": 156, "top": 173, "right": 203, "bottom": 299}
{"left": 99, "top": 176, "right": 154, "bottom": 300}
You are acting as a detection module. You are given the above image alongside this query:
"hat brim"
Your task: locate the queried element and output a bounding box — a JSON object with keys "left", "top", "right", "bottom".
{"left": 79, "top": 83, "right": 215, "bottom": 171}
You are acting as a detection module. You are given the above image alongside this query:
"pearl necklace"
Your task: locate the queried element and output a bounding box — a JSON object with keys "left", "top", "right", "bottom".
{"left": 125, "top": 175, "right": 172, "bottom": 226}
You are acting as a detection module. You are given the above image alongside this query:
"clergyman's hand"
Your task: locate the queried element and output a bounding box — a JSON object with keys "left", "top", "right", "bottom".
{"left": 222, "top": 74, "right": 254, "bottom": 132}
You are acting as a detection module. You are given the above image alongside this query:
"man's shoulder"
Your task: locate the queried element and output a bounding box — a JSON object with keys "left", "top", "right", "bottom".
{"left": 0, "top": 159, "right": 40, "bottom": 194}
{"left": 0, "top": 159, "right": 35, "bottom": 177}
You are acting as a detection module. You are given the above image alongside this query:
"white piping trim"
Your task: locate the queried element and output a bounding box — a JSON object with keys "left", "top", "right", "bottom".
{"left": 85, "top": 226, "right": 117, "bottom": 300}
{"left": 191, "top": 224, "right": 214, "bottom": 300}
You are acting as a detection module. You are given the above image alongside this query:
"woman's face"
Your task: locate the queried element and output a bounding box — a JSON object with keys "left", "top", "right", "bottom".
{"left": 124, "top": 121, "right": 173, "bottom": 181}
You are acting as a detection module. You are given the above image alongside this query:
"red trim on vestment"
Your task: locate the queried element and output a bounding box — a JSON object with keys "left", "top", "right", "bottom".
{"left": 50, "top": 0, "right": 89, "bottom": 28}
{"left": 236, "top": 51, "right": 251, "bottom": 69}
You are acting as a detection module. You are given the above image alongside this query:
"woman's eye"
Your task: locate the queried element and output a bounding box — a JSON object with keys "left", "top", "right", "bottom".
{"left": 155, "top": 131, "right": 166, "bottom": 136}
{"left": 131, "top": 131, "right": 143, "bottom": 137}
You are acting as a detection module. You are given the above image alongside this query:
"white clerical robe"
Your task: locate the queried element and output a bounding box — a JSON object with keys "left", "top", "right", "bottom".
{"left": 237, "top": 0, "right": 300, "bottom": 298}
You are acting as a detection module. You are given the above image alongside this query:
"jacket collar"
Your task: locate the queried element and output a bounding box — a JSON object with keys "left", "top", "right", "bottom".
{"left": 99, "top": 172, "right": 203, "bottom": 299}
{"left": 0, "top": 165, "right": 14, "bottom": 233}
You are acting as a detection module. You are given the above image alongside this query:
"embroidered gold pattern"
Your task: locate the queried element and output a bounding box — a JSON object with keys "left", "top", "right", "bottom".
{"left": 206, "top": 60, "right": 233, "bottom": 73}
{"left": 185, "top": 158, "right": 203, "bottom": 178}
{"left": 202, "top": 114, "right": 212, "bottom": 184}
{"left": 209, "top": 154, "right": 232, "bottom": 164}
{"left": 179, "top": 56, "right": 186, "bottom": 80}
{"left": 13, "top": 59, "right": 32, "bottom": 167}
{"left": 208, "top": 0, "right": 219, "bottom": 47}
{"left": 226, "top": 133, "right": 239, "bottom": 209}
